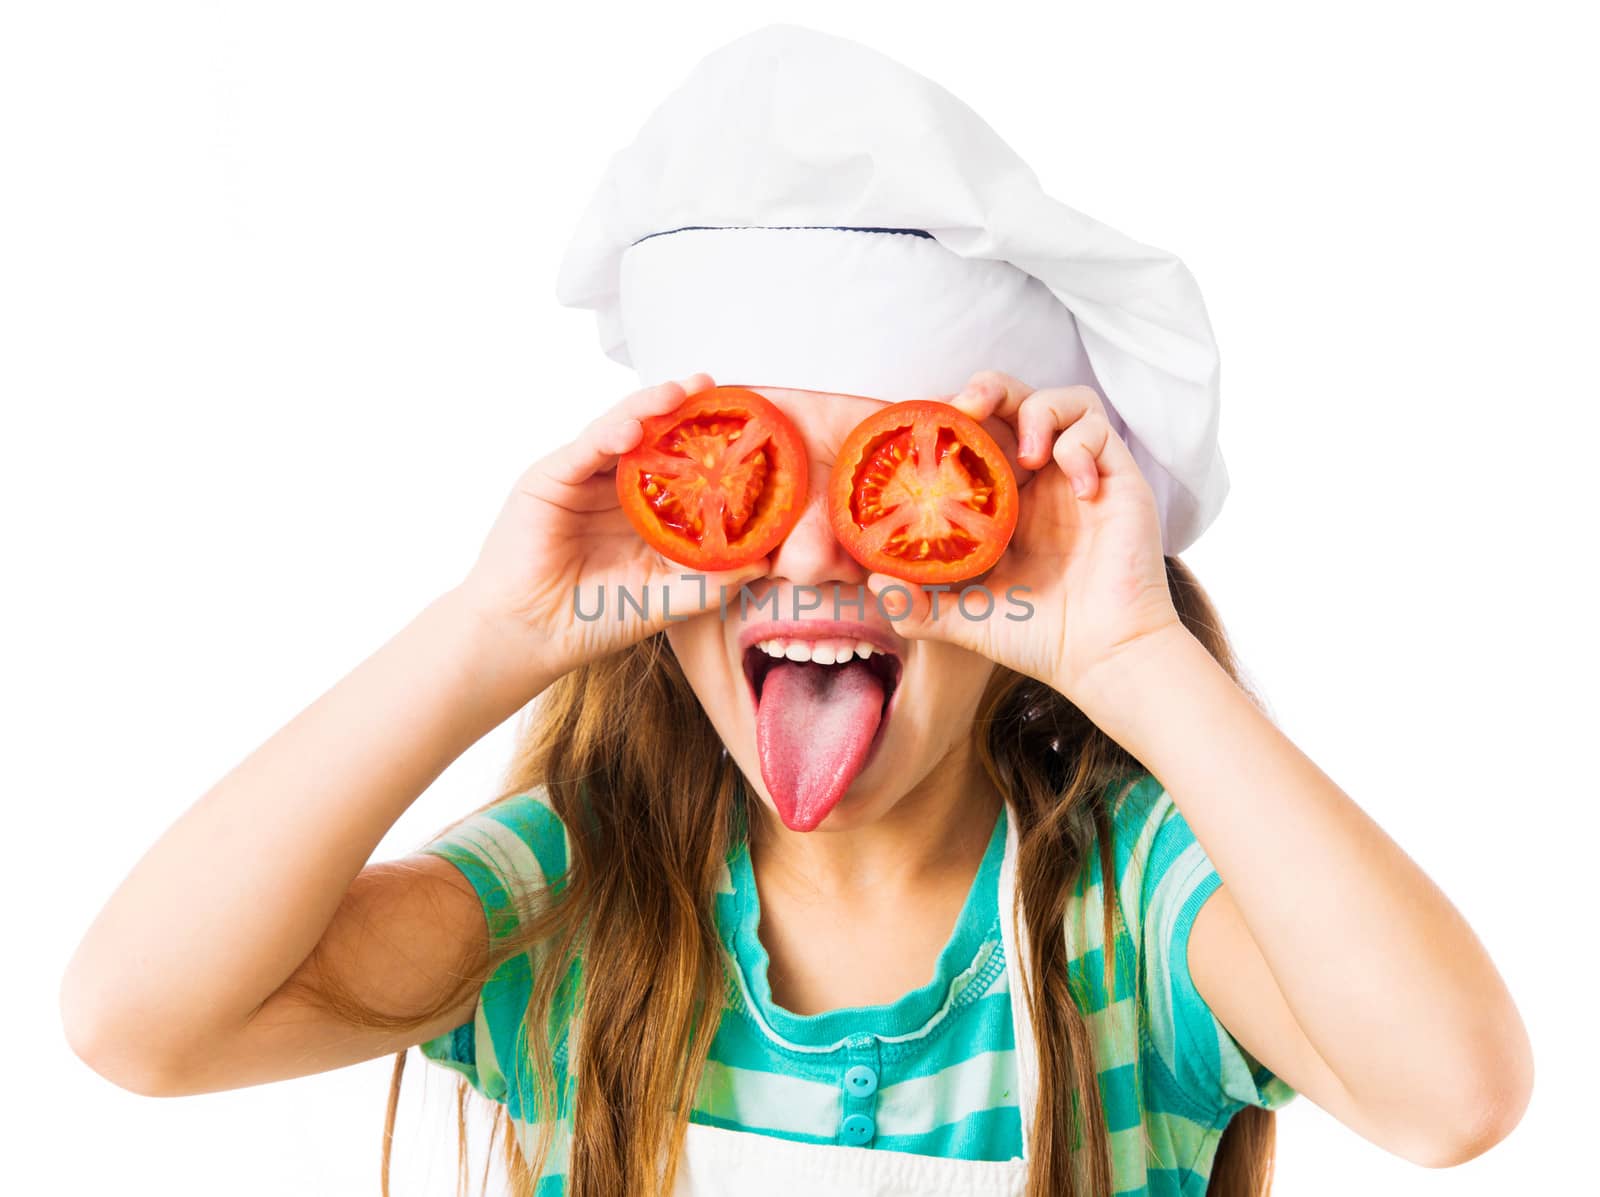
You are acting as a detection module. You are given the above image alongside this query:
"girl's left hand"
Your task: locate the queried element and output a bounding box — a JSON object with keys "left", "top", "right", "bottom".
{"left": 865, "top": 369, "right": 1187, "bottom": 708}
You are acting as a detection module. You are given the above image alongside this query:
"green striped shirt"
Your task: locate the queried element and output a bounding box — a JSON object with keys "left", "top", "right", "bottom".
{"left": 417, "top": 772, "right": 1295, "bottom": 1194}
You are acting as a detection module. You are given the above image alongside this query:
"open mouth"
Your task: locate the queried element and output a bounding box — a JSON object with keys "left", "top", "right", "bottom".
{"left": 742, "top": 637, "right": 903, "bottom": 714}
{"left": 739, "top": 632, "right": 904, "bottom": 832}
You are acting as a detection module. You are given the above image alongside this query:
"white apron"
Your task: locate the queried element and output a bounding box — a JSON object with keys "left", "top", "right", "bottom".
{"left": 669, "top": 798, "right": 1039, "bottom": 1196}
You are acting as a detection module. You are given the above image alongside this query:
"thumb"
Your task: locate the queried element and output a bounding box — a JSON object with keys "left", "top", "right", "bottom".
{"left": 865, "top": 573, "right": 978, "bottom": 650}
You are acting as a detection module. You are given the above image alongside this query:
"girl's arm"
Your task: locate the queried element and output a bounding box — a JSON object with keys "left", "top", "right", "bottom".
{"left": 59, "top": 589, "right": 548, "bottom": 1094}
{"left": 60, "top": 374, "right": 764, "bottom": 1095}
{"left": 1075, "top": 622, "right": 1534, "bottom": 1167}
{"left": 875, "top": 368, "right": 1533, "bottom": 1168}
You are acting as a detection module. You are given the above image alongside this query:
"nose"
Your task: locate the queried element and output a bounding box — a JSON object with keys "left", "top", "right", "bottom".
{"left": 768, "top": 456, "right": 866, "bottom": 588}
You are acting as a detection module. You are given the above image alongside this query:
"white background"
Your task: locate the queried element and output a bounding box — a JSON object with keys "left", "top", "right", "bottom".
{"left": 4, "top": 2, "right": 1595, "bottom": 1193}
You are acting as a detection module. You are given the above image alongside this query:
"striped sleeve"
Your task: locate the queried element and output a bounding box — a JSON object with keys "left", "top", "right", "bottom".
{"left": 413, "top": 788, "right": 570, "bottom": 1101}
{"left": 420, "top": 787, "right": 571, "bottom": 942}
{"left": 1123, "top": 778, "right": 1298, "bottom": 1116}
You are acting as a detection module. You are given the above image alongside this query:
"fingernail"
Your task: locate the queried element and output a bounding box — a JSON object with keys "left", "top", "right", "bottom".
{"left": 1073, "top": 475, "right": 1091, "bottom": 498}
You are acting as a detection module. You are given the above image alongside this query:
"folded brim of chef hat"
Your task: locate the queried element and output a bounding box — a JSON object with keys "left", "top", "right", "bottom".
{"left": 556, "top": 22, "right": 1228, "bottom": 555}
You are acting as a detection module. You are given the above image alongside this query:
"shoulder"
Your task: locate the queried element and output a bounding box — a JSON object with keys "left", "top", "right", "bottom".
{"left": 1092, "top": 770, "right": 1222, "bottom": 974}
{"left": 417, "top": 787, "right": 572, "bottom": 941}
{"left": 1082, "top": 771, "right": 1200, "bottom": 943}
{"left": 1095, "top": 772, "right": 1298, "bottom": 1117}
{"left": 1105, "top": 768, "right": 1180, "bottom": 854}
{"left": 413, "top": 788, "right": 578, "bottom": 1105}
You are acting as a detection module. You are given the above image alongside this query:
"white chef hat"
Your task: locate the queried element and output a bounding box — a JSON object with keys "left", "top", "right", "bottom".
{"left": 556, "top": 22, "right": 1228, "bottom": 554}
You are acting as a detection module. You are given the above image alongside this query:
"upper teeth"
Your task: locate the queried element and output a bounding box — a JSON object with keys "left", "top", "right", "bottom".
{"left": 757, "top": 637, "right": 878, "bottom": 664}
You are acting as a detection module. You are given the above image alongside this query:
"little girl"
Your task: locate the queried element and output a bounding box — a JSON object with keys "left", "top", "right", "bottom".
{"left": 60, "top": 24, "right": 1531, "bottom": 1197}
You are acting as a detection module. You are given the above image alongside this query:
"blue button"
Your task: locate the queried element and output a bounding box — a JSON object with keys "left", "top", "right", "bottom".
{"left": 843, "top": 1064, "right": 878, "bottom": 1096}
{"left": 841, "top": 1113, "right": 876, "bottom": 1144}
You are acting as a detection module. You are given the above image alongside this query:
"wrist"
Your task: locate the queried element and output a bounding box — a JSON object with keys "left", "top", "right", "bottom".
{"left": 429, "top": 586, "right": 562, "bottom": 720}
{"left": 1060, "top": 621, "right": 1213, "bottom": 742}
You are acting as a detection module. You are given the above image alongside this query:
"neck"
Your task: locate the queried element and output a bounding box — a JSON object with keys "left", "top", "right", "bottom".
{"left": 745, "top": 739, "right": 1004, "bottom": 902}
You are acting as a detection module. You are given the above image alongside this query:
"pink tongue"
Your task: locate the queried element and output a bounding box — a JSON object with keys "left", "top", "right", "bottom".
{"left": 756, "top": 661, "right": 886, "bottom": 832}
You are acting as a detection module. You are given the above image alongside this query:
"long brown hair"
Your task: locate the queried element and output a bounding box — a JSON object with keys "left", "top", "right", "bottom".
{"left": 303, "top": 555, "right": 1277, "bottom": 1195}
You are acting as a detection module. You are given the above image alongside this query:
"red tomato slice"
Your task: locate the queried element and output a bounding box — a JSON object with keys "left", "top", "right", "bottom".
{"left": 828, "top": 400, "right": 1019, "bottom": 584}
{"left": 616, "top": 386, "right": 807, "bottom": 571}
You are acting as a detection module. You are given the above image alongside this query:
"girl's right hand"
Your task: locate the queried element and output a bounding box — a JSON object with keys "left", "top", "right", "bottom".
{"left": 452, "top": 373, "right": 768, "bottom": 697}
